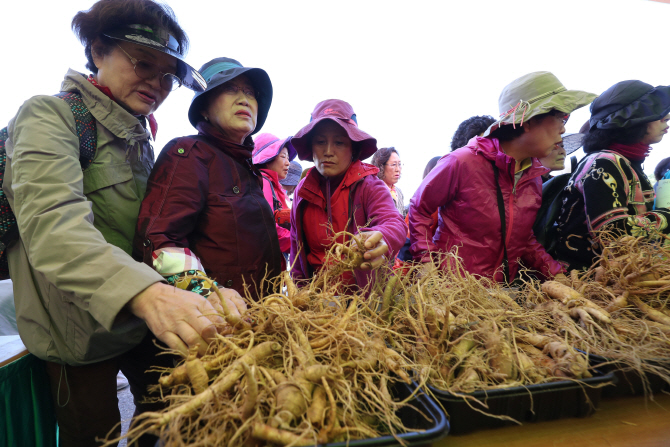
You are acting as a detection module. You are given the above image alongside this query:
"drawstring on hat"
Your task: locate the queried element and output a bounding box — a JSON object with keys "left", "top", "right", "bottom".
{"left": 496, "top": 87, "right": 568, "bottom": 129}
{"left": 498, "top": 99, "right": 531, "bottom": 130}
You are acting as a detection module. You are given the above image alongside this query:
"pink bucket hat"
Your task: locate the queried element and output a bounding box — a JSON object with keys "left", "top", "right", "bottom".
{"left": 252, "top": 133, "right": 297, "bottom": 165}
{"left": 291, "top": 99, "right": 377, "bottom": 162}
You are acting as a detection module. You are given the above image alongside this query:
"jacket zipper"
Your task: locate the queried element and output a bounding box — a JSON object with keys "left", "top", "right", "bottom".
{"left": 326, "top": 178, "right": 332, "bottom": 226}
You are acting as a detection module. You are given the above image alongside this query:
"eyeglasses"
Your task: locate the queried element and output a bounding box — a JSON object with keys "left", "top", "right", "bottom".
{"left": 385, "top": 162, "right": 404, "bottom": 169}
{"left": 551, "top": 110, "right": 570, "bottom": 125}
{"left": 116, "top": 44, "right": 182, "bottom": 91}
{"left": 219, "top": 83, "right": 258, "bottom": 100}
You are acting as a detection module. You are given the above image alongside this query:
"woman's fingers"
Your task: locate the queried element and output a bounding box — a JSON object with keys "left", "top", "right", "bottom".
{"left": 219, "top": 288, "right": 247, "bottom": 317}
{"left": 361, "top": 231, "right": 383, "bottom": 250}
{"left": 158, "top": 331, "right": 189, "bottom": 357}
{"left": 129, "top": 283, "right": 224, "bottom": 356}
{"left": 357, "top": 231, "right": 389, "bottom": 270}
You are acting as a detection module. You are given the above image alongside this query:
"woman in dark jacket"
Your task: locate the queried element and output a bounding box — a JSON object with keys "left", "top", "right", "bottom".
{"left": 556, "top": 80, "right": 670, "bottom": 270}
{"left": 135, "top": 58, "right": 283, "bottom": 300}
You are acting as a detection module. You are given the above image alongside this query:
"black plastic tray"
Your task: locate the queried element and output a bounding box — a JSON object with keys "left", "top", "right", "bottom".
{"left": 424, "top": 369, "right": 615, "bottom": 435}
{"left": 316, "top": 381, "right": 449, "bottom": 447}
{"left": 588, "top": 353, "right": 670, "bottom": 397}
{"left": 155, "top": 381, "right": 449, "bottom": 447}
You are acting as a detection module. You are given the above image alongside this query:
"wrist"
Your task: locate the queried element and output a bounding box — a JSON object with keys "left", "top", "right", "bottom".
{"left": 127, "top": 282, "right": 164, "bottom": 318}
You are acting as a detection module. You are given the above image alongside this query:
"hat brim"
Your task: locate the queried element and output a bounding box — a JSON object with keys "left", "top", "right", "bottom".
{"left": 252, "top": 137, "right": 297, "bottom": 165}
{"left": 562, "top": 133, "right": 585, "bottom": 155}
{"left": 280, "top": 171, "right": 301, "bottom": 187}
{"left": 291, "top": 117, "right": 377, "bottom": 162}
{"left": 593, "top": 86, "right": 670, "bottom": 130}
{"left": 104, "top": 30, "right": 206, "bottom": 92}
{"left": 188, "top": 66, "right": 272, "bottom": 133}
{"left": 483, "top": 89, "right": 598, "bottom": 137}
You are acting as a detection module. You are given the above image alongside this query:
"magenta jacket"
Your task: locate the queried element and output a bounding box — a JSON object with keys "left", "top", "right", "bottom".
{"left": 259, "top": 168, "right": 291, "bottom": 254}
{"left": 290, "top": 162, "right": 407, "bottom": 291}
{"left": 408, "top": 136, "right": 563, "bottom": 282}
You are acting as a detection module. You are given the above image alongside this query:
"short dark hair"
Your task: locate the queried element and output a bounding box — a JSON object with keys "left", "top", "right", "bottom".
{"left": 654, "top": 157, "right": 670, "bottom": 182}
{"left": 370, "top": 147, "right": 399, "bottom": 180}
{"left": 423, "top": 156, "right": 441, "bottom": 179}
{"left": 72, "top": 0, "right": 189, "bottom": 74}
{"left": 451, "top": 115, "right": 496, "bottom": 150}
{"left": 582, "top": 123, "right": 649, "bottom": 154}
{"left": 654, "top": 157, "right": 670, "bottom": 181}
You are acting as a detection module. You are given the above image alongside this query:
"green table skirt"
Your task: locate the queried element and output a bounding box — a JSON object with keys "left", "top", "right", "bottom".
{"left": 0, "top": 353, "right": 58, "bottom": 446}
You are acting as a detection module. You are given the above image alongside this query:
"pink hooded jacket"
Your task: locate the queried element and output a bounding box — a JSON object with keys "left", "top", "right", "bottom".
{"left": 408, "top": 136, "right": 563, "bottom": 282}
{"left": 260, "top": 168, "right": 290, "bottom": 254}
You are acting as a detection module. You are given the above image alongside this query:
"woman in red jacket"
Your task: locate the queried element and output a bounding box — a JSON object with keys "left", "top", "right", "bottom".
{"left": 289, "top": 99, "right": 407, "bottom": 292}
{"left": 135, "top": 57, "right": 283, "bottom": 300}
{"left": 252, "top": 133, "right": 297, "bottom": 265}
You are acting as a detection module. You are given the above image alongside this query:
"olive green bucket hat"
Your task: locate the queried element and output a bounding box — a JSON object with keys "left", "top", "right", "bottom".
{"left": 483, "top": 71, "right": 597, "bottom": 137}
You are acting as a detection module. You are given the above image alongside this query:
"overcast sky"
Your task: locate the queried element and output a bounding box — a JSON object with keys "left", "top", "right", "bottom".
{"left": 2, "top": 0, "right": 669, "bottom": 203}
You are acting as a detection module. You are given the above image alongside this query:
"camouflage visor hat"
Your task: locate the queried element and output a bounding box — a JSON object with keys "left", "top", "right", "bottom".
{"left": 104, "top": 24, "right": 206, "bottom": 92}
{"left": 483, "top": 71, "right": 598, "bottom": 137}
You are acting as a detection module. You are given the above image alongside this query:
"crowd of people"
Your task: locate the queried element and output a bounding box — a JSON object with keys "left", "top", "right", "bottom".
{"left": 2, "top": 0, "right": 670, "bottom": 445}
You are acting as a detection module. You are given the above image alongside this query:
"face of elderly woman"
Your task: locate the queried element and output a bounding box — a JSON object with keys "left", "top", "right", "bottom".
{"left": 312, "top": 120, "right": 353, "bottom": 178}
{"left": 267, "top": 147, "right": 290, "bottom": 180}
{"left": 382, "top": 152, "right": 402, "bottom": 186}
{"left": 92, "top": 40, "right": 177, "bottom": 116}
{"left": 201, "top": 75, "right": 258, "bottom": 144}
{"left": 538, "top": 142, "right": 566, "bottom": 172}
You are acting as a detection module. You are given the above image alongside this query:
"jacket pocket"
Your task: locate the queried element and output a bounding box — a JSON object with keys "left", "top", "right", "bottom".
{"left": 82, "top": 162, "right": 140, "bottom": 254}
{"left": 83, "top": 162, "right": 134, "bottom": 195}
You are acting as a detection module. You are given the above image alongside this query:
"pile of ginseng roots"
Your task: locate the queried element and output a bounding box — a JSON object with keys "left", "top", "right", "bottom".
{"left": 107, "top": 230, "right": 670, "bottom": 445}
{"left": 105, "top": 232, "right": 425, "bottom": 447}
{"left": 527, "top": 233, "right": 670, "bottom": 394}
{"left": 372, "top": 255, "right": 597, "bottom": 411}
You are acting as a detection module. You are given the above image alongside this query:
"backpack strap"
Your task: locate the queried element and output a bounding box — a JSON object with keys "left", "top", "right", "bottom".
{"left": 54, "top": 92, "right": 97, "bottom": 170}
{"left": 0, "top": 93, "right": 98, "bottom": 280}
{"left": 490, "top": 161, "right": 510, "bottom": 283}
{"left": 261, "top": 172, "right": 283, "bottom": 211}
{"left": 0, "top": 128, "right": 18, "bottom": 269}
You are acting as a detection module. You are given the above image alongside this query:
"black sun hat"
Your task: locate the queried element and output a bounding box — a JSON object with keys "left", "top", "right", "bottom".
{"left": 187, "top": 58, "right": 273, "bottom": 134}
{"left": 103, "top": 24, "right": 206, "bottom": 92}
{"left": 589, "top": 80, "right": 670, "bottom": 130}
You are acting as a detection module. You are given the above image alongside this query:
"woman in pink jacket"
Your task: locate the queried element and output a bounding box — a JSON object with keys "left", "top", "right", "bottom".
{"left": 253, "top": 133, "right": 296, "bottom": 266}
{"left": 409, "top": 72, "right": 596, "bottom": 283}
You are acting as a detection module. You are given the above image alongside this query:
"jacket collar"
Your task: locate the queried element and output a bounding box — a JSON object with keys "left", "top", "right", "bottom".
{"left": 299, "top": 160, "right": 378, "bottom": 203}
{"left": 61, "top": 69, "right": 150, "bottom": 145}
{"left": 261, "top": 168, "right": 280, "bottom": 183}
{"left": 260, "top": 168, "right": 288, "bottom": 203}
{"left": 196, "top": 121, "right": 256, "bottom": 161}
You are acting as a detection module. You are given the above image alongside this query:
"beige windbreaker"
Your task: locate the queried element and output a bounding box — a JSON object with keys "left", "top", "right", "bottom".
{"left": 3, "top": 69, "right": 165, "bottom": 365}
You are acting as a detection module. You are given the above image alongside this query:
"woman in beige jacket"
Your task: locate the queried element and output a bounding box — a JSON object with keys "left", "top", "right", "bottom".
{"left": 3, "top": 1, "right": 243, "bottom": 445}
